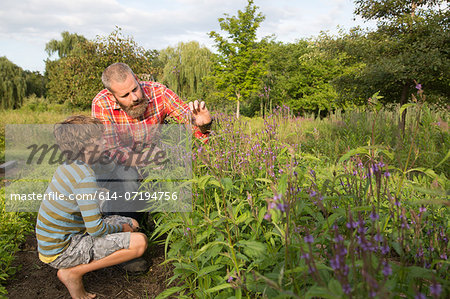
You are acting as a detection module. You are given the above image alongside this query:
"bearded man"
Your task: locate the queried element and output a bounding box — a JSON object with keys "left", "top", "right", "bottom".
{"left": 91, "top": 62, "right": 213, "bottom": 273}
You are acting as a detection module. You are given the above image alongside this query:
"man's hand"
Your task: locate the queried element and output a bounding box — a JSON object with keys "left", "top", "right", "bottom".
{"left": 188, "top": 100, "right": 212, "bottom": 132}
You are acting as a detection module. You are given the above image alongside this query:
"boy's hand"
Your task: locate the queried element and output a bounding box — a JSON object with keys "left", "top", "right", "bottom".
{"left": 122, "top": 223, "right": 133, "bottom": 232}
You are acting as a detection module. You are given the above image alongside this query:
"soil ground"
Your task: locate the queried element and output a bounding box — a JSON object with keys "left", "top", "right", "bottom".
{"left": 6, "top": 233, "right": 173, "bottom": 299}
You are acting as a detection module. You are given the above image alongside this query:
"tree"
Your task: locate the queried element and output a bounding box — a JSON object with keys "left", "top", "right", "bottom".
{"left": 0, "top": 57, "right": 26, "bottom": 109}
{"left": 45, "top": 28, "right": 158, "bottom": 109}
{"left": 24, "top": 70, "right": 47, "bottom": 97}
{"left": 350, "top": 0, "right": 449, "bottom": 131}
{"left": 209, "top": 0, "right": 268, "bottom": 118}
{"left": 45, "top": 31, "right": 87, "bottom": 59}
{"left": 159, "top": 41, "right": 212, "bottom": 101}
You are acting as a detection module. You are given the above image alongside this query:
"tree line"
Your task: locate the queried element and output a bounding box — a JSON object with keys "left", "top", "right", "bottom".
{"left": 1, "top": 0, "right": 448, "bottom": 117}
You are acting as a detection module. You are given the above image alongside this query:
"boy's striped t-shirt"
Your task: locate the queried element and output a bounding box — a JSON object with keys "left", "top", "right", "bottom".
{"left": 35, "top": 161, "right": 122, "bottom": 262}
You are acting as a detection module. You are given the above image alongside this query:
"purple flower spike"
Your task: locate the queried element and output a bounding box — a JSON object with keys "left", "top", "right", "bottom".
{"left": 414, "top": 293, "right": 426, "bottom": 299}
{"left": 374, "top": 233, "right": 383, "bottom": 242}
{"left": 346, "top": 221, "right": 357, "bottom": 230}
{"left": 370, "top": 212, "right": 379, "bottom": 221}
{"left": 343, "top": 284, "right": 352, "bottom": 294}
{"left": 381, "top": 243, "right": 390, "bottom": 255}
{"left": 304, "top": 234, "right": 314, "bottom": 243}
{"left": 382, "top": 262, "right": 392, "bottom": 277}
{"left": 429, "top": 283, "right": 442, "bottom": 297}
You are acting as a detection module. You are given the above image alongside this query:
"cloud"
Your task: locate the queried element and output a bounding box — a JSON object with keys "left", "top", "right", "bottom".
{"left": 0, "top": 0, "right": 372, "bottom": 72}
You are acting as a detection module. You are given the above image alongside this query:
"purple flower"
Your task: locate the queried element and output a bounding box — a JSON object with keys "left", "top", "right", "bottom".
{"left": 384, "top": 171, "right": 391, "bottom": 177}
{"left": 429, "top": 283, "right": 442, "bottom": 296}
{"left": 415, "top": 83, "right": 422, "bottom": 90}
{"left": 264, "top": 213, "right": 272, "bottom": 221}
{"left": 343, "top": 264, "right": 349, "bottom": 275}
{"left": 374, "top": 233, "right": 383, "bottom": 242}
{"left": 227, "top": 276, "right": 234, "bottom": 283}
{"left": 276, "top": 203, "right": 288, "bottom": 212}
{"left": 330, "top": 256, "right": 340, "bottom": 270}
{"left": 370, "top": 212, "right": 379, "bottom": 221}
{"left": 381, "top": 243, "right": 390, "bottom": 255}
{"left": 440, "top": 253, "right": 447, "bottom": 260}
{"left": 414, "top": 293, "right": 426, "bottom": 299}
{"left": 334, "top": 234, "right": 344, "bottom": 243}
{"left": 343, "top": 284, "right": 352, "bottom": 294}
{"left": 304, "top": 234, "right": 314, "bottom": 243}
{"left": 309, "top": 190, "right": 317, "bottom": 198}
{"left": 419, "top": 206, "right": 427, "bottom": 213}
{"left": 382, "top": 261, "right": 392, "bottom": 277}
{"left": 346, "top": 221, "right": 357, "bottom": 230}
{"left": 301, "top": 253, "right": 310, "bottom": 259}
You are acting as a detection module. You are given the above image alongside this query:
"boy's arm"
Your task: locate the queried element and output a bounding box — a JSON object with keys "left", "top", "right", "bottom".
{"left": 75, "top": 176, "right": 122, "bottom": 237}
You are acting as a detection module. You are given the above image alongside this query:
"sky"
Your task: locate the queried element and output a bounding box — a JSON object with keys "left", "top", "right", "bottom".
{"left": 0, "top": 0, "right": 376, "bottom": 74}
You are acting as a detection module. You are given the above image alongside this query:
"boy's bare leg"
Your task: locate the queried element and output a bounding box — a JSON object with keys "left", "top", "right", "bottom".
{"left": 57, "top": 232, "right": 147, "bottom": 299}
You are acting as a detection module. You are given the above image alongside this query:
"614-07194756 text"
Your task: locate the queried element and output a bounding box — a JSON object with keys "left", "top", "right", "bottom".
{"left": 97, "top": 191, "right": 178, "bottom": 201}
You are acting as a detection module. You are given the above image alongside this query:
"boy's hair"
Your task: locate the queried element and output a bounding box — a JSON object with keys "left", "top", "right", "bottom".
{"left": 54, "top": 115, "right": 104, "bottom": 160}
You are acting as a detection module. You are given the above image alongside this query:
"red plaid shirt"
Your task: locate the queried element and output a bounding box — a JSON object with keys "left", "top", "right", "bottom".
{"left": 92, "top": 81, "right": 208, "bottom": 163}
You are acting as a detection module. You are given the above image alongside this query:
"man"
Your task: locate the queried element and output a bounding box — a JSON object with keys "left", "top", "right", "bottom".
{"left": 91, "top": 62, "right": 212, "bottom": 273}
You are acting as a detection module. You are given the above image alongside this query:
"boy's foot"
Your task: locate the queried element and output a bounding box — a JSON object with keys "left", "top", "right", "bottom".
{"left": 57, "top": 268, "right": 96, "bottom": 299}
{"left": 119, "top": 257, "right": 149, "bottom": 275}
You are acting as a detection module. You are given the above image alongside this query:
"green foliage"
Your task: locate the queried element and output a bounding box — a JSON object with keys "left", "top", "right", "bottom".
{"left": 0, "top": 57, "right": 26, "bottom": 110}
{"left": 354, "top": 0, "right": 442, "bottom": 23}
{"left": 150, "top": 97, "right": 448, "bottom": 297}
{"left": 320, "top": 1, "right": 450, "bottom": 107}
{"left": 45, "top": 31, "right": 88, "bottom": 59}
{"left": 0, "top": 189, "right": 34, "bottom": 297}
{"left": 208, "top": 0, "right": 268, "bottom": 118}
{"left": 45, "top": 28, "right": 159, "bottom": 109}
{"left": 159, "top": 41, "right": 212, "bottom": 101}
{"left": 23, "top": 70, "right": 47, "bottom": 98}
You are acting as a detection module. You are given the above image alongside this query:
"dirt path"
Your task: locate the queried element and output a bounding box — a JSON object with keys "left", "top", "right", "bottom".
{"left": 6, "top": 233, "right": 173, "bottom": 299}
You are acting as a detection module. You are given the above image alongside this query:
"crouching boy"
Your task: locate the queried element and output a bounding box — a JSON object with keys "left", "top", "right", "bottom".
{"left": 35, "top": 115, "right": 148, "bottom": 299}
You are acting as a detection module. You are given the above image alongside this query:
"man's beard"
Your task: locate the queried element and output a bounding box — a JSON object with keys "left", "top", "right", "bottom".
{"left": 118, "top": 97, "right": 148, "bottom": 118}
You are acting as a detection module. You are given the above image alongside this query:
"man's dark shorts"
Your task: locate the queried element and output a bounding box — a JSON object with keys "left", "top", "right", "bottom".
{"left": 48, "top": 215, "right": 133, "bottom": 269}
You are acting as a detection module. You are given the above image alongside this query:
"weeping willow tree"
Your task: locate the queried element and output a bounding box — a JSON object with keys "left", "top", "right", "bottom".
{"left": 159, "top": 41, "right": 212, "bottom": 100}
{"left": 0, "top": 57, "right": 26, "bottom": 110}
{"left": 45, "top": 31, "right": 87, "bottom": 59}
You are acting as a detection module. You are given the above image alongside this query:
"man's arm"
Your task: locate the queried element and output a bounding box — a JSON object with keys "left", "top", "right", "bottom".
{"left": 161, "top": 86, "right": 212, "bottom": 141}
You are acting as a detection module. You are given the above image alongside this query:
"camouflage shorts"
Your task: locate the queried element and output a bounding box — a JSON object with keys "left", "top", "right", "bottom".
{"left": 48, "top": 215, "right": 133, "bottom": 269}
